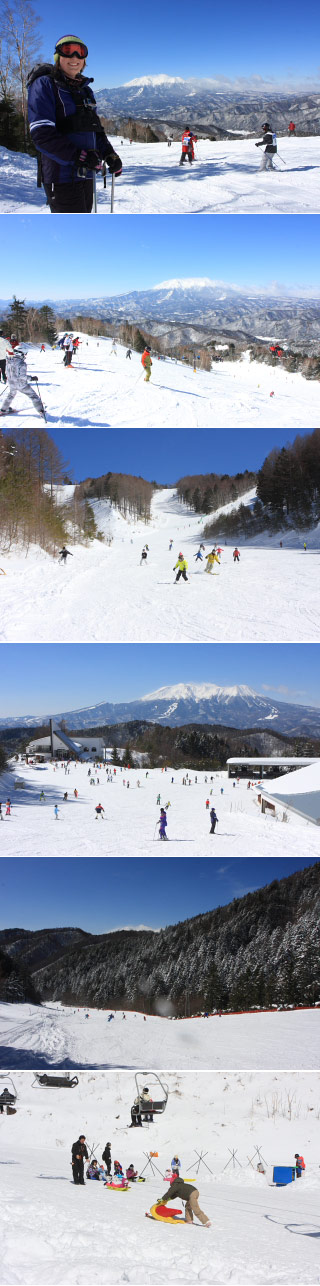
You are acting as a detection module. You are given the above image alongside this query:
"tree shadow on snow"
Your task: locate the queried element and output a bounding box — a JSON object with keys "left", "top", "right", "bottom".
{"left": 0, "top": 1046, "right": 137, "bottom": 1070}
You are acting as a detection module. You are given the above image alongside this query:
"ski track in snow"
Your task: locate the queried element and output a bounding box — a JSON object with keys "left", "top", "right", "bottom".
{"left": 1, "top": 135, "right": 320, "bottom": 214}
{"left": 1, "top": 488, "right": 320, "bottom": 643}
{"left": 1, "top": 1070, "right": 319, "bottom": 1284}
{"left": 1, "top": 1003, "right": 320, "bottom": 1070}
{"left": 0, "top": 333, "right": 319, "bottom": 430}
{"left": 1, "top": 760, "right": 320, "bottom": 860}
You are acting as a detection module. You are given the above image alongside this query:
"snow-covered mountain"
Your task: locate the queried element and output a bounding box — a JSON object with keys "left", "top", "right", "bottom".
{"left": 94, "top": 77, "right": 320, "bottom": 137}
{"left": 1, "top": 280, "right": 318, "bottom": 350}
{"left": 1, "top": 683, "right": 320, "bottom": 735}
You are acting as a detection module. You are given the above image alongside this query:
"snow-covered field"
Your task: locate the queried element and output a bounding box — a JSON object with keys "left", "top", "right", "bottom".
{"left": 0, "top": 1069, "right": 319, "bottom": 1283}
{"left": 1, "top": 134, "right": 320, "bottom": 214}
{"left": 1, "top": 759, "right": 319, "bottom": 859}
{"left": 1, "top": 487, "right": 320, "bottom": 643}
{"left": 0, "top": 335, "right": 319, "bottom": 428}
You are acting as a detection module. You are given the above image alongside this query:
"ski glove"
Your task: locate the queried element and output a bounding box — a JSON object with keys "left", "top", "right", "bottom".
{"left": 107, "top": 152, "right": 122, "bottom": 176}
{"left": 77, "top": 148, "right": 103, "bottom": 172}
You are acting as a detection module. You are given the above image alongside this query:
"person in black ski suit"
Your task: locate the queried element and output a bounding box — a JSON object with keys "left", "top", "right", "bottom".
{"left": 102, "top": 1142, "right": 112, "bottom": 1175}
{"left": 59, "top": 546, "right": 73, "bottom": 564}
{"left": 27, "top": 34, "right": 122, "bottom": 213}
{"left": 210, "top": 807, "right": 218, "bottom": 834}
{"left": 71, "top": 1135, "right": 88, "bottom": 1184}
{"left": 255, "top": 123, "right": 277, "bottom": 170}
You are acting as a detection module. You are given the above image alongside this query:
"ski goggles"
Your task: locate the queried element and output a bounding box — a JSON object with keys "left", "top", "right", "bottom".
{"left": 57, "top": 42, "right": 88, "bottom": 58}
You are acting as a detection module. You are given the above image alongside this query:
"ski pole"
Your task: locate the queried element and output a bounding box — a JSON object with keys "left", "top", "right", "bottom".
{"left": 153, "top": 824, "right": 158, "bottom": 840}
{"left": 93, "top": 171, "right": 97, "bottom": 213}
{"left": 276, "top": 154, "right": 286, "bottom": 165}
{"left": 111, "top": 173, "right": 115, "bottom": 214}
{"left": 29, "top": 376, "right": 47, "bottom": 422}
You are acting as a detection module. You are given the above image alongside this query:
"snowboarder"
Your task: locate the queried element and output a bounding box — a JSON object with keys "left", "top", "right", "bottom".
{"left": 27, "top": 36, "right": 122, "bottom": 213}
{"left": 102, "top": 1143, "right": 112, "bottom": 1175}
{"left": 95, "top": 803, "right": 104, "bottom": 819}
{"left": 0, "top": 347, "right": 46, "bottom": 419}
{"left": 255, "top": 123, "right": 277, "bottom": 170}
{"left": 126, "top": 349, "right": 132, "bottom": 359}
{"left": 179, "top": 127, "right": 197, "bottom": 165}
{"left": 141, "top": 346, "right": 152, "bottom": 381}
{"left": 205, "top": 550, "right": 220, "bottom": 574}
{"left": 233, "top": 548, "right": 240, "bottom": 562}
{"left": 158, "top": 807, "right": 168, "bottom": 840}
{"left": 140, "top": 548, "right": 148, "bottom": 565}
{"left": 71, "top": 1135, "right": 88, "bottom": 1185}
{"left": 156, "top": 1177, "right": 210, "bottom": 1226}
{"left": 58, "top": 546, "right": 73, "bottom": 564}
{"left": 210, "top": 807, "right": 218, "bottom": 833}
{"left": 173, "top": 553, "right": 188, "bottom": 582}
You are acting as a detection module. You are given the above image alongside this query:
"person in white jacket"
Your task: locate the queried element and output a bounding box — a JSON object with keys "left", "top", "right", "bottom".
{"left": 0, "top": 333, "right": 8, "bottom": 383}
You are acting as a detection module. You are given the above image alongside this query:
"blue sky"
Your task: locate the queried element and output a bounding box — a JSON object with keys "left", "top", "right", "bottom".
{"left": 35, "top": 1, "right": 320, "bottom": 90}
{"left": 35, "top": 427, "right": 313, "bottom": 484}
{"left": 0, "top": 856, "right": 317, "bottom": 933}
{"left": 1, "top": 216, "right": 320, "bottom": 301}
{"left": 1, "top": 644, "right": 319, "bottom": 717}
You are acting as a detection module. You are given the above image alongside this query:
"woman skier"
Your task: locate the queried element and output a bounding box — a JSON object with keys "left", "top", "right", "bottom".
{"left": 27, "top": 35, "right": 122, "bottom": 213}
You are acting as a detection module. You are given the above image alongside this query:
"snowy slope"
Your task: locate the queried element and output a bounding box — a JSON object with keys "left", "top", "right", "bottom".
{"left": 1, "top": 1069, "right": 319, "bottom": 1284}
{"left": 1, "top": 487, "right": 319, "bottom": 643}
{"left": 1, "top": 135, "right": 320, "bottom": 214}
{"left": 0, "top": 335, "right": 319, "bottom": 428}
{"left": 1, "top": 1003, "right": 320, "bottom": 1071}
{"left": 1, "top": 761, "right": 320, "bottom": 859}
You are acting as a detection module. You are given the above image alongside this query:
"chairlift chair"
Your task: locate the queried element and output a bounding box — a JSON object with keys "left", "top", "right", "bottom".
{"left": 32, "top": 1073, "right": 79, "bottom": 1089}
{"left": 0, "top": 1074, "right": 18, "bottom": 1112}
{"left": 132, "top": 1072, "right": 168, "bottom": 1123}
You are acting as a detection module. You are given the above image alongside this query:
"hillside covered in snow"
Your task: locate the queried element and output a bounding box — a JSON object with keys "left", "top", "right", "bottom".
{"left": 1, "top": 1069, "right": 319, "bottom": 1283}
{"left": 1, "top": 133, "right": 320, "bottom": 214}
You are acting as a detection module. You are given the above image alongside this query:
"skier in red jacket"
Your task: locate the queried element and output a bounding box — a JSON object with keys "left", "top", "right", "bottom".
{"left": 179, "top": 128, "right": 197, "bottom": 165}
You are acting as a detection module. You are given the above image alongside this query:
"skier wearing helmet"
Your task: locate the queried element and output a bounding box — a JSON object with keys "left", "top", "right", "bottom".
{"left": 27, "top": 35, "right": 122, "bottom": 212}
{"left": 173, "top": 553, "right": 188, "bottom": 582}
{"left": 179, "top": 127, "right": 197, "bottom": 165}
{"left": 255, "top": 123, "right": 277, "bottom": 170}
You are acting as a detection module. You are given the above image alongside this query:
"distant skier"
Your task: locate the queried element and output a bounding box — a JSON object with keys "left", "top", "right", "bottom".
{"left": 0, "top": 332, "right": 8, "bottom": 383}
{"left": 158, "top": 808, "right": 168, "bottom": 839}
{"left": 194, "top": 549, "right": 203, "bottom": 562}
{"left": 95, "top": 803, "right": 104, "bottom": 819}
{"left": 0, "top": 347, "right": 46, "bottom": 419}
{"left": 303, "top": 541, "right": 307, "bottom": 552}
{"left": 205, "top": 550, "right": 220, "bottom": 574}
{"left": 40, "top": 344, "right": 46, "bottom": 352}
{"left": 210, "top": 807, "right": 218, "bottom": 834}
{"left": 179, "top": 127, "right": 197, "bottom": 165}
{"left": 141, "top": 346, "right": 152, "bottom": 381}
{"left": 169, "top": 539, "right": 173, "bottom": 550}
{"left": 40, "top": 791, "right": 45, "bottom": 802}
{"left": 59, "top": 546, "right": 73, "bottom": 564}
{"left": 173, "top": 553, "right": 188, "bottom": 582}
{"left": 126, "top": 349, "right": 132, "bottom": 359}
{"left": 63, "top": 337, "right": 73, "bottom": 366}
{"left": 288, "top": 121, "right": 296, "bottom": 136}
{"left": 233, "top": 548, "right": 240, "bottom": 562}
{"left": 140, "top": 548, "right": 148, "bottom": 565}
{"left": 54, "top": 804, "right": 59, "bottom": 818}
{"left": 111, "top": 340, "right": 117, "bottom": 356}
{"left": 255, "top": 123, "right": 277, "bottom": 170}
{"left": 5, "top": 800, "right": 11, "bottom": 816}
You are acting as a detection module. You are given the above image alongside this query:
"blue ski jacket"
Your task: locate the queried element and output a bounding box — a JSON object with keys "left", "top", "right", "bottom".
{"left": 27, "top": 63, "right": 117, "bottom": 184}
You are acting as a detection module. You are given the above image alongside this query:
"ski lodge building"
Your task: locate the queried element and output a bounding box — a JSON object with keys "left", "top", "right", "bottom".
{"left": 25, "top": 719, "right": 106, "bottom": 762}
{"left": 226, "top": 756, "right": 316, "bottom": 779}
{"left": 227, "top": 756, "right": 320, "bottom": 825}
